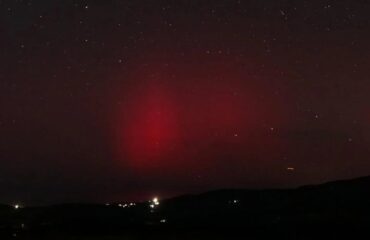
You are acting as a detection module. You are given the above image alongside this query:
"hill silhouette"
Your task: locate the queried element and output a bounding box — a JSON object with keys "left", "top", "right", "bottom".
{"left": 1, "top": 176, "right": 370, "bottom": 238}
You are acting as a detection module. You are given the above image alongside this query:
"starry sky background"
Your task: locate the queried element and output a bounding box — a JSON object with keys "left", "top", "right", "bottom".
{"left": 1, "top": 0, "right": 370, "bottom": 205}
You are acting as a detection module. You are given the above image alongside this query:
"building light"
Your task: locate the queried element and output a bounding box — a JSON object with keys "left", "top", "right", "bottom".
{"left": 149, "top": 197, "right": 160, "bottom": 211}
{"left": 150, "top": 197, "right": 160, "bottom": 206}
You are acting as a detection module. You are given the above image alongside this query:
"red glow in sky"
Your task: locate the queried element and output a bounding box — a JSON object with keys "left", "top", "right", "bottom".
{"left": 121, "top": 85, "right": 179, "bottom": 169}
{"left": 3, "top": 0, "right": 370, "bottom": 204}
{"left": 114, "top": 56, "right": 288, "bottom": 180}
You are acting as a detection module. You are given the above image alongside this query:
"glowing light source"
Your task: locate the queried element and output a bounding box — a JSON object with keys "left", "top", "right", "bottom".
{"left": 149, "top": 197, "right": 160, "bottom": 210}
{"left": 14, "top": 204, "right": 20, "bottom": 209}
{"left": 117, "top": 203, "right": 135, "bottom": 208}
{"left": 153, "top": 197, "right": 160, "bottom": 205}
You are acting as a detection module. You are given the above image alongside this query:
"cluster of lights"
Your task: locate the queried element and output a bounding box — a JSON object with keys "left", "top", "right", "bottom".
{"left": 105, "top": 202, "right": 136, "bottom": 208}
{"left": 14, "top": 204, "right": 21, "bottom": 210}
{"left": 119, "top": 203, "right": 136, "bottom": 208}
{"left": 149, "top": 197, "right": 160, "bottom": 209}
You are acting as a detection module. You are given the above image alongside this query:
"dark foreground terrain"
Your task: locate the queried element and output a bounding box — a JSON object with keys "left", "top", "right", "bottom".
{"left": 2, "top": 176, "right": 370, "bottom": 239}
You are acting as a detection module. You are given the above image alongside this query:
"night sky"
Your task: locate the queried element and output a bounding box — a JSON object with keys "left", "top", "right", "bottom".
{"left": 1, "top": 0, "right": 370, "bottom": 205}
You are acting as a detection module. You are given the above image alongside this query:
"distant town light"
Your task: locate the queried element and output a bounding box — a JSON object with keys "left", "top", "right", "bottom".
{"left": 160, "top": 219, "right": 167, "bottom": 223}
{"left": 115, "top": 202, "right": 136, "bottom": 208}
{"left": 152, "top": 197, "right": 160, "bottom": 205}
{"left": 149, "top": 197, "right": 160, "bottom": 211}
{"left": 14, "top": 204, "right": 20, "bottom": 209}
